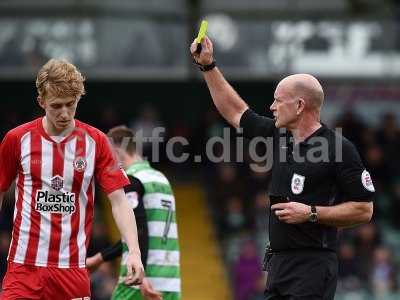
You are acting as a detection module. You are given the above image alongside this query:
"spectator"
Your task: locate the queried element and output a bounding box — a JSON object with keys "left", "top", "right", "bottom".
{"left": 371, "top": 247, "right": 398, "bottom": 297}
{"left": 233, "top": 240, "right": 264, "bottom": 300}
{"left": 223, "top": 196, "right": 248, "bottom": 235}
{"left": 337, "top": 243, "right": 362, "bottom": 291}
{"left": 129, "top": 104, "right": 164, "bottom": 160}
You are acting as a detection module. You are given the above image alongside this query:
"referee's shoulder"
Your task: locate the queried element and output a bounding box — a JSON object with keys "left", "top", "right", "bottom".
{"left": 330, "top": 128, "right": 358, "bottom": 149}
{"left": 327, "top": 127, "right": 362, "bottom": 158}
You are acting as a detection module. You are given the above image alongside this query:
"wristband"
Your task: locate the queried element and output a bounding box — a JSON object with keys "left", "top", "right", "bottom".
{"left": 193, "top": 59, "right": 217, "bottom": 72}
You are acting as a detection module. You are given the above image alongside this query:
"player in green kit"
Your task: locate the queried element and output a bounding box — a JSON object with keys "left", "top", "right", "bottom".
{"left": 86, "top": 125, "right": 181, "bottom": 300}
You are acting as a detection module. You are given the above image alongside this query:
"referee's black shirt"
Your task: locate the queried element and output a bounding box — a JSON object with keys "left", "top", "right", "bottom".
{"left": 240, "top": 109, "right": 375, "bottom": 252}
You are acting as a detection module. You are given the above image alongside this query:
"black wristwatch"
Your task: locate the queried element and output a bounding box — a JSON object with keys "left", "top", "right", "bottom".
{"left": 194, "top": 59, "right": 217, "bottom": 72}
{"left": 309, "top": 205, "right": 318, "bottom": 223}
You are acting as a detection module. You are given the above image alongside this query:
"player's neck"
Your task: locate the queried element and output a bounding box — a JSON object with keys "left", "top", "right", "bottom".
{"left": 124, "top": 154, "right": 143, "bottom": 169}
{"left": 42, "top": 117, "right": 75, "bottom": 137}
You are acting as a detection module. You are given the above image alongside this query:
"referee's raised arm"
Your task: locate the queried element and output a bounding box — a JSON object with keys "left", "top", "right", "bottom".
{"left": 190, "top": 36, "right": 248, "bottom": 128}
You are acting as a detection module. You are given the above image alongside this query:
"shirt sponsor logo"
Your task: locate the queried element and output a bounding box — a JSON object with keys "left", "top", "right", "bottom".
{"left": 35, "top": 190, "right": 76, "bottom": 214}
{"left": 51, "top": 175, "right": 64, "bottom": 191}
{"left": 291, "top": 173, "right": 305, "bottom": 195}
{"left": 73, "top": 156, "right": 87, "bottom": 172}
{"left": 361, "top": 170, "right": 375, "bottom": 192}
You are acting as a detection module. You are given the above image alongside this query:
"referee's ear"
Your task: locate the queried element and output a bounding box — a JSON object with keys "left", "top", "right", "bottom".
{"left": 296, "top": 98, "right": 306, "bottom": 115}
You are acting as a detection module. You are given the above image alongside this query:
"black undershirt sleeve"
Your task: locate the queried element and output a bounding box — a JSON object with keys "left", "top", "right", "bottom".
{"left": 101, "top": 240, "right": 122, "bottom": 261}
{"left": 100, "top": 175, "right": 149, "bottom": 268}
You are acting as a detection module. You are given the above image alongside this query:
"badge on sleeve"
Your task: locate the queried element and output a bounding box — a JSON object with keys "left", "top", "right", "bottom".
{"left": 291, "top": 173, "right": 305, "bottom": 195}
{"left": 126, "top": 192, "right": 139, "bottom": 209}
{"left": 361, "top": 170, "right": 375, "bottom": 192}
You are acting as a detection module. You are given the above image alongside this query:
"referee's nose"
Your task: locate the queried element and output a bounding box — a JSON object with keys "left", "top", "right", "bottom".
{"left": 270, "top": 100, "right": 276, "bottom": 112}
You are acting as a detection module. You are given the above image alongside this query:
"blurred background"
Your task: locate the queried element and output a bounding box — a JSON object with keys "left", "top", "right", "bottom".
{"left": 1, "top": 0, "right": 400, "bottom": 299}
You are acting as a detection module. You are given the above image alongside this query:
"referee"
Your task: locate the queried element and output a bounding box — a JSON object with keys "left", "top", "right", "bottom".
{"left": 190, "top": 37, "right": 374, "bottom": 300}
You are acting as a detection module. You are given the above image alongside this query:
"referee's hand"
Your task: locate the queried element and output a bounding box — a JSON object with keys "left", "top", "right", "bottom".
{"left": 190, "top": 36, "right": 214, "bottom": 66}
{"left": 271, "top": 202, "right": 310, "bottom": 224}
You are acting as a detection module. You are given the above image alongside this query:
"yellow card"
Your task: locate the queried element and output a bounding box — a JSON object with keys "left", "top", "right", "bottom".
{"left": 195, "top": 20, "right": 208, "bottom": 44}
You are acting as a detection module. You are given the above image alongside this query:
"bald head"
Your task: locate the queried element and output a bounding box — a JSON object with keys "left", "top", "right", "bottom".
{"left": 277, "top": 74, "right": 324, "bottom": 112}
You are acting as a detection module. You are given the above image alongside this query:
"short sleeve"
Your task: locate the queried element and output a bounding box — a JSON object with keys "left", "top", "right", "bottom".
{"left": 95, "top": 133, "right": 129, "bottom": 195}
{"left": 0, "top": 132, "right": 18, "bottom": 191}
{"left": 335, "top": 139, "right": 375, "bottom": 202}
{"left": 239, "top": 109, "right": 275, "bottom": 139}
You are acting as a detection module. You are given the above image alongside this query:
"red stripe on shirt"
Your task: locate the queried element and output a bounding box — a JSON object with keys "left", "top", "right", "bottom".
{"left": 69, "top": 132, "right": 86, "bottom": 267}
{"left": 8, "top": 142, "right": 25, "bottom": 262}
{"left": 84, "top": 179, "right": 94, "bottom": 252}
{"left": 47, "top": 142, "right": 66, "bottom": 265}
{"left": 24, "top": 133, "right": 42, "bottom": 264}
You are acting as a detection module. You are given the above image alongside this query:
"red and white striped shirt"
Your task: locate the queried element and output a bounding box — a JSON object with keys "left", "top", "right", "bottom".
{"left": 0, "top": 118, "right": 129, "bottom": 268}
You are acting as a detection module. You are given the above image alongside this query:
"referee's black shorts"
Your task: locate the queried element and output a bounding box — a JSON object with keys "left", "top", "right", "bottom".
{"left": 264, "top": 249, "right": 338, "bottom": 300}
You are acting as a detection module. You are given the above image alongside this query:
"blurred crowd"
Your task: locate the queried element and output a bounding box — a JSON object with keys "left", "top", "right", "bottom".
{"left": 203, "top": 111, "right": 400, "bottom": 300}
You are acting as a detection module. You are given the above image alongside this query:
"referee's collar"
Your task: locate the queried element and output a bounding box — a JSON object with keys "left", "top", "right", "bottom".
{"left": 288, "top": 123, "right": 328, "bottom": 147}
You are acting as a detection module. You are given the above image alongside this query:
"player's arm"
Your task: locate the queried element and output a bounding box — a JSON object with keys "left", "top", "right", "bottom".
{"left": 87, "top": 175, "right": 148, "bottom": 272}
{"left": 190, "top": 36, "right": 248, "bottom": 128}
{"left": 108, "top": 188, "right": 144, "bottom": 284}
{"left": 95, "top": 132, "right": 144, "bottom": 284}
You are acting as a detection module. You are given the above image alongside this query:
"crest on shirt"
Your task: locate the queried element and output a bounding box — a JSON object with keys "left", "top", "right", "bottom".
{"left": 291, "top": 173, "right": 305, "bottom": 195}
{"left": 361, "top": 170, "right": 375, "bottom": 192}
{"left": 73, "top": 156, "right": 87, "bottom": 172}
{"left": 51, "top": 175, "right": 64, "bottom": 191}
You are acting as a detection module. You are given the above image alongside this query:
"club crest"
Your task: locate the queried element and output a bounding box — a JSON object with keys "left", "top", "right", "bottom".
{"left": 291, "top": 173, "right": 305, "bottom": 195}
{"left": 73, "top": 156, "right": 87, "bottom": 172}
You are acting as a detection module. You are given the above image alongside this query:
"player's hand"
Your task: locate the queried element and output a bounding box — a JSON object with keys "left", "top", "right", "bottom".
{"left": 271, "top": 202, "right": 310, "bottom": 224}
{"left": 140, "top": 278, "right": 163, "bottom": 300}
{"left": 124, "top": 252, "right": 145, "bottom": 286}
{"left": 190, "top": 36, "right": 214, "bottom": 66}
{"left": 86, "top": 253, "right": 103, "bottom": 273}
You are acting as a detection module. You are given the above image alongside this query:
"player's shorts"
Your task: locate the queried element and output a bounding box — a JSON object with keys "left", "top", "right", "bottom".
{"left": 0, "top": 261, "right": 91, "bottom": 300}
{"left": 112, "top": 282, "right": 180, "bottom": 300}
